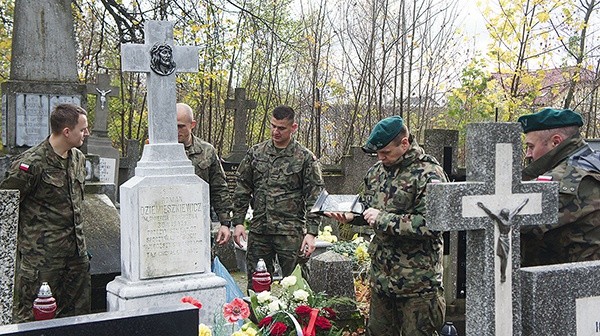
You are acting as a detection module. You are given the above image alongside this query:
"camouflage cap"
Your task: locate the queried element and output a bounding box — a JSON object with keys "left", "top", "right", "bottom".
{"left": 518, "top": 108, "right": 583, "bottom": 133}
{"left": 362, "top": 116, "right": 404, "bottom": 153}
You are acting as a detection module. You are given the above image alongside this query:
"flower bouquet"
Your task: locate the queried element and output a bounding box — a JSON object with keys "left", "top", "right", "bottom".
{"left": 246, "top": 266, "right": 343, "bottom": 336}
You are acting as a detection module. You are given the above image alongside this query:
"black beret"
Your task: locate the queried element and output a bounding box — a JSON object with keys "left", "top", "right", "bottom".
{"left": 518, "top": 108, "right": 583, "bottom": 133}
{"left": 362, "top": 116, "right": 404, "bottom": 153}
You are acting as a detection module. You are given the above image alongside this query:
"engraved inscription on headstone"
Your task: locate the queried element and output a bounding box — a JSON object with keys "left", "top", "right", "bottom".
{"left": 576, "top": 296, "right": 600, "bottom": 335}
{"left": 15, "top": 94, "right": 49, "bottom": 146}
{"left": 98, "top": 158, "right": 117, "bottom": 184}
{"left": 222, "top": 161, "right": 239, "bottom": 195}
{"left": 15, "top": 94, "right": 81, "bottom": 146}
{"left": 138, "top": 185, "right": 207, "bottom": 279}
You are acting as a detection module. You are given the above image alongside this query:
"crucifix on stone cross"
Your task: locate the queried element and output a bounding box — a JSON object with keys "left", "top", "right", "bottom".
{"left": 225, "top": 88, "right": 256, "bottom": 153}
{"left": 86, "top": 73, "right": 119, "bottom": 138}
{"left": 121, "top": 20, "right": 198, "bottom": 145}
{"left": 426, "top": 123, "right": 558, "bottom": 336}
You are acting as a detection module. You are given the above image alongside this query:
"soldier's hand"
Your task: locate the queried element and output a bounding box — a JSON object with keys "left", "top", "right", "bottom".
{"left": 301, "top": 234, "right": 317, "bottom": 257}
{"left": 216, "top": 225, "right": 231, "bottom": 245}
{"left": 324, "top": 212, "right": 354, "bottom": 223}
{"left": 233, "top": 224, "right": 247, "bottom": 248}
{"left": 363, "top": 208, "right": 381, "bottom": 227}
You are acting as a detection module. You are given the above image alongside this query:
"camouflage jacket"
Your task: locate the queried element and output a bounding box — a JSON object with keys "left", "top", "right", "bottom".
{"left": 0, "top": 139, "right": 87, "bottom": 257}
{"left": 521, "top": 135, "right": 600, "bottom": 266}
{"left": 185, "top": 134, "right": 233, "bottom": 224}
{"left": 354, "top": 141, "right": 447, "bottom": 298}
{"left": 232, "top": 139, "right": 324, "bottom": 236}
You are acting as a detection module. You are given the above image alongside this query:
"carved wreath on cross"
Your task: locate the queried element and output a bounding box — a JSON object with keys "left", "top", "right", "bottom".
{"left": 150, "top": 43, "right": 176, "bottom": 76}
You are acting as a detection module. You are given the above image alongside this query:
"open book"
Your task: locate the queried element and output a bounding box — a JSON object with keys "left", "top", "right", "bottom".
{"left": 310, "top": 190, "right": 364, "bottom": 215}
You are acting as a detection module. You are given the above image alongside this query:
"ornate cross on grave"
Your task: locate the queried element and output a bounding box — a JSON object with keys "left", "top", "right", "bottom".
{"left": 86, "top": 73, "right": 119, "bottom": 138}
{"left": 426, "top": 123, "right": 558, "bottom": 336}
{"left": 225, "top": 88, "right": 257, "bottom": 153}
{"left": 120, "top": 21, "right": 198, "bottom": 144}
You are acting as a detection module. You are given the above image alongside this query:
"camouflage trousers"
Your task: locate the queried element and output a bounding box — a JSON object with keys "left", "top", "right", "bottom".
{"left": 367, "top": 287, "right": 445, "bottom": 336}
{"left": 13, "top": 252, "right": 91, "bottom": 323}
{"left": 245, "top": 232, "right": 308, "bottom": 291}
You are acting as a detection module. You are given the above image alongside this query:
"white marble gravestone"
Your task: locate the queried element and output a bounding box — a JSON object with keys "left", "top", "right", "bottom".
{"left": 0, "top": 190, "right": 19, "bottom": 325}
{"left": 106, "top": 21, "right": 226, "bottom": 326}
{"left": 426, "top": 123, "right": 559, "bottom": 336}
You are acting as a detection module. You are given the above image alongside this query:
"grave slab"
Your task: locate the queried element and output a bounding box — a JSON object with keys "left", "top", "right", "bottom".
{"left": 0, "top": 305, "right": 199, "bottom": 336}
{"left": 0, "top": 190, "right": 19, "bottom": 325}
{"left": 521, "top": 260, "right": 600, "bottom": 336}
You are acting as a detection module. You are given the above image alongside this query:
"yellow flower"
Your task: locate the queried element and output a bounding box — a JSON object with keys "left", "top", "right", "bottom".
{"left": 198, "top": 323, "right": 212, "bottom": 336}
{"left": 356, "top": 244, "right": 369, "bottom": 263}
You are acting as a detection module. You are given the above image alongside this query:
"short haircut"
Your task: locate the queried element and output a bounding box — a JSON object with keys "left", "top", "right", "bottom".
{"left": 537, "top": 125, "right": 580, "bottom": 142}
{"left": 176, "top": 103, "right": 194, "bottom": 123}
{"left": 50, "top": 103, "right": 87, "bottom": 134}
{"left": 390, "top": 124, "right": 409, "bottom": 146}
{"left": 272, "top": 105, "right": 295, "bottom": 122}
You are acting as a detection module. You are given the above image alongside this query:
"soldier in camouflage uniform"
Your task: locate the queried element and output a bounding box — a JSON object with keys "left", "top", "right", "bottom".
{"left": 327, "top": 116, "right": 447, "bottom": 335}
{"left": 1, "top": 103, "right": 91, "bottom": 322}
{"left": 518, "top": 108, "right": 600, "bottom": 266}
{"left": 177, "top": 103, "right": 233, "bottom": 244}
{"left": 232, "top": 105, "right": 324, "bottom": 291}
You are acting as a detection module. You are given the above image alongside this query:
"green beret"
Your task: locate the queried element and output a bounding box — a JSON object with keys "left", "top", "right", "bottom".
{"left": 518, "top": 108, "right": 583, "bottom": 133}
{"left": 362, "top": 116, "right": 404, "bottom": 153}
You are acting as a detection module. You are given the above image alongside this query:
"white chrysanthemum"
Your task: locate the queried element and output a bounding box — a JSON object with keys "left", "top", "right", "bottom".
{"left": 323, "top": 225, "right": 333, "bottom": 232}
{"left": 280, "top": 275, "right": 297, "bottom": 288}
{"left": 256, "top": 291, "right": 271, "bottom": 303}
{"left": 293, "top": 289, "right": 310, "bottom": 301}
{"left": 267, "top": 300, "right": 282, "bottom": 313}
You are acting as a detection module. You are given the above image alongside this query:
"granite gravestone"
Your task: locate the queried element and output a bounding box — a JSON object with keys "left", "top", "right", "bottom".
{"left": 423, "top": 129, "right": 466, "bottom": 306}
{"left": 86, "top": 73, "right": 120, "bottom": 198}
{"left": 426, "top": 123, "right": 559, "bottom": 336}
{"left": 1, "top": 0, "right": 85, "bottom": 153}
{"left": 106, "top": 20, "right": 226, "bottom": 326}
{"left": 308, "top": 251, "right": 356, "bottom": 318}
{"left": 0, "top": 305, "right": 199, "bottom": 336}
{"left": 0, "top": 190, "right": 18, "bottom": 325}
{"left": 117, "top": 139, "right": 140, "bottom": 202}
{"left": 223, "top": 88, "right": 256, "bottom": 163}
{"left": 521, "top": 261, "right": 600, "bottom": 336}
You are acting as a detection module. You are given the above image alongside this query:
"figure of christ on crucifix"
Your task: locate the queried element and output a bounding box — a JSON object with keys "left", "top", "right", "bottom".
{"left": 477, "top": 199, "right": 529, "bottom": 283}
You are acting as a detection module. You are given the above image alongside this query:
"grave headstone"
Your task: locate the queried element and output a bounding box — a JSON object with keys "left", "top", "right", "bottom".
{"left": 521, "top": 260, "right": 600, "bottom": 336}
{"left": 423, "top": 128, "right": 466, "bottom": 323}
{"left": 0, "top": 190, "right": 18, "bottom": 325}
{"left": 223, "top": 88, "right": 256, "bottom": 163}
{"left": 426, "top": 123, "right": 559, "bottom": 336}
{"left": 86, "top": 73, "right": 120, "bottom": 200}
{"left": 0, "top": 305, "right": 199, "bottom": 336}
{"left": 106, "top": 20, "right": 226, "bottom": 327}
{"left": 117, "top": 139, "right": 140, "bottom": 202}
{"left": 308, "top": 251, "right": 357, "bottom": 322}
{"left": 1, "top": 0, "right": 85, "bottom": 153}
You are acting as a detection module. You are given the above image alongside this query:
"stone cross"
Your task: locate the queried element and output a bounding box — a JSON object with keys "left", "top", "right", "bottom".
{"left": 86, "top": 73, "right": 119, "bottom": 137}
{"left": 0, "top": 190, "right": 19, "bottom": 325}
{"left": 121, "top": 21, "right": 198, "bottom": 145}
{"left": 225, "top": 88, "right": 256, "bottom": 155}
{"left": 426, "top": 123, "right": 558, "bottom": 336}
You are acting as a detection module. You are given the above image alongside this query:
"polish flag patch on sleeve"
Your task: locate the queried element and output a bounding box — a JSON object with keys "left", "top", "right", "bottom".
{"left": 19, "top": 163, "right": 30, "bottom": 172}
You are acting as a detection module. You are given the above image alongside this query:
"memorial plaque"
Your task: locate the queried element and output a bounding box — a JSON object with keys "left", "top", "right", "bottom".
{"left": 15, "top": 94, "right": 49, "bottom": 146}
{"left": 222, "top": 161, "right": 239, "bottom": 195}
{"left": 14, "top": 94, "right": 82, "bottom": 146}
{"left": 138, "top": 185, "right": 207, "bottom": 279}
{"left": 1, "top": 93, "right": 6, "bottom": 144}
{"left": 576, "top": 296, "right": 600, "bottom": 335}
{"left": 98, "top": 158, "right": 117, "bottom": 184}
